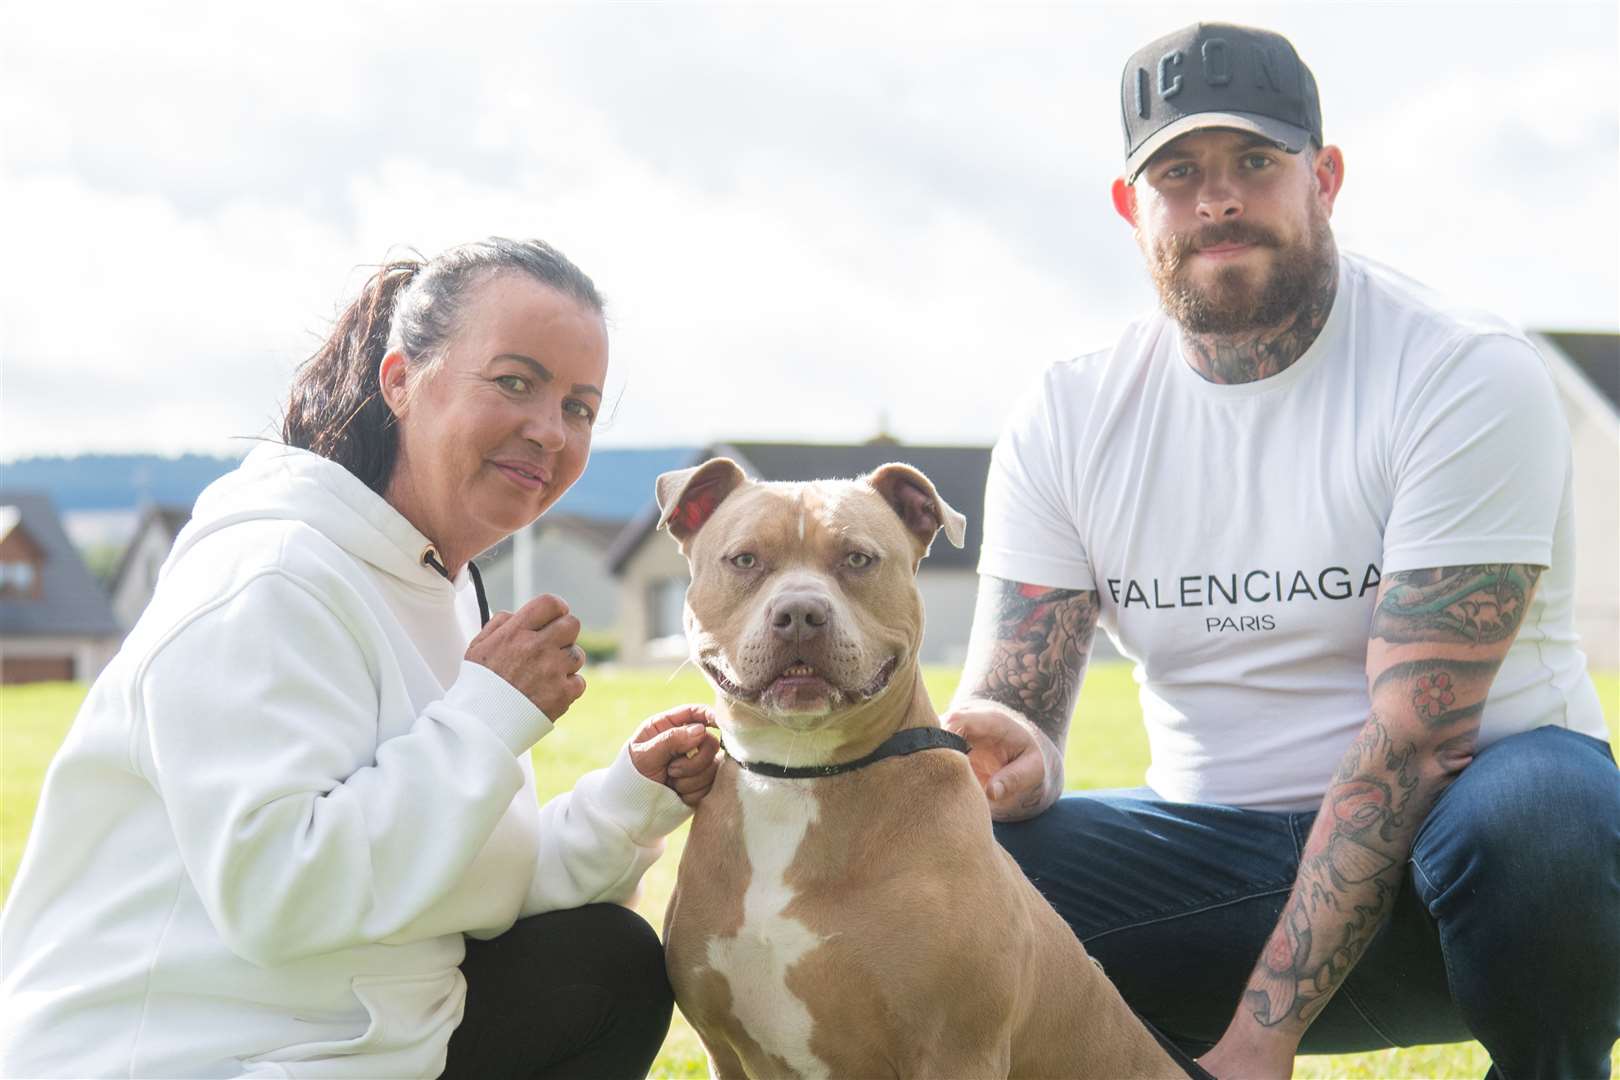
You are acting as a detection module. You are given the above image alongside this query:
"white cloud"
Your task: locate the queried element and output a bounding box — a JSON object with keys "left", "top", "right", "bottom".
{"left": 0, "top": 172, "right": 348, "bottom": 456}
{"left": 2, "top": 2, "right": 1615, "bottom": 459}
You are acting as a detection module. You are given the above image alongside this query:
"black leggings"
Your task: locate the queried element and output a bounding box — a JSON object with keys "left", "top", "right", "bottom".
{"left": 440, "top": 904, "right": 674, "bottom": 1080}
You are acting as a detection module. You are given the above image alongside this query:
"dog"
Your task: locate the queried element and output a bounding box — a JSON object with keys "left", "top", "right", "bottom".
{"left": 657, "top": 457, "right": 1186, "bottom": 1079}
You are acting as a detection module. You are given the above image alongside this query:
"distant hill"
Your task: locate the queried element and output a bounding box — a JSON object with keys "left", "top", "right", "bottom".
{"left": 1, "top": 453, "right": 246, "bottom": 512}
{"left": 0, "top": 447, "right": 697, "bottom": 520}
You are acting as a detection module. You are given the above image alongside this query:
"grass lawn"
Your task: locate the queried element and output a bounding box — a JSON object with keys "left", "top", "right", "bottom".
{"left": 4, "top": 665, "right": 1617, "bottom": 1077}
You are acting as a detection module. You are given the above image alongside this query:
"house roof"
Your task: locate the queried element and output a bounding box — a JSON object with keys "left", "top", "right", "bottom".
{"left": 109, "top": 503, "right": 193, "bottom": 597}
{"left": 1539, "top": 331, "right": 1619, "bottom": 415}
{"left": 607, "top": 441, "right": 992, "bottom": 574}
{"left": 0, "top": 490, "right": 121, "bottom": 638}
{"left": 547, "top": 447, "right": 702, "bottom": 521}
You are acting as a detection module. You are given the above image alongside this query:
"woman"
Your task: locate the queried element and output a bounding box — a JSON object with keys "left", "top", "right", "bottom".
{"left": 0, "top": 238, "right": 720, "bottom": 1078}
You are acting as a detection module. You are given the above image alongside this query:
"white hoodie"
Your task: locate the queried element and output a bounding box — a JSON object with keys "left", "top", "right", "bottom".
{"left": 0, "top": 444, "right": 691, "bottom": 1078}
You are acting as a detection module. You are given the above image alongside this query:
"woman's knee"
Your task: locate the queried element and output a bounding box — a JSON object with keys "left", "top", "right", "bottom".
{"left": 449, "top": 906, "right": 673, "bottom": 1079}
{"left": 462, "top": 905, "right": 672, "bottom": 1008}
{"left": 568, "top": 904, "right": 673, "bottom": 1003}
{"left": 550, "top": 906, "right": 673, "bottom": 1072}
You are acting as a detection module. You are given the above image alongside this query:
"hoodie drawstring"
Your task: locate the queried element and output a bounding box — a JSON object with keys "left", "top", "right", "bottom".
{"left": 421, "top": 549, "right": 491, "bottom": 627}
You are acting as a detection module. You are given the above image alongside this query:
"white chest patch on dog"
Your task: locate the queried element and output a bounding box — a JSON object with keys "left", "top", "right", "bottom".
{"left": 704, "top": 773, "right": 829, "bottom": 1080}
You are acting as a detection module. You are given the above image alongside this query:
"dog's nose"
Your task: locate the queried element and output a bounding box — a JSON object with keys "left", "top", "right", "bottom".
{"left": 770, "top": 591, "right": 830, "bottom": 642}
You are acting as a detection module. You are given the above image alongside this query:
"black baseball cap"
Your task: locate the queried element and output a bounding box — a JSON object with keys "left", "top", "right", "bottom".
{"left": 1120, "top": 23, "right": 1323, "bottom": 182}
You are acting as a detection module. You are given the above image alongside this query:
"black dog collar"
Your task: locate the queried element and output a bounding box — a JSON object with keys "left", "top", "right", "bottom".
{"left": 725, "top": 726, "right": 969, "bottom": 779}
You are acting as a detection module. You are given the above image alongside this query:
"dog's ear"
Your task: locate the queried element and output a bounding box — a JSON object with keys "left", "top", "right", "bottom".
{"left": 656, "top": 458, "right": 748, "bottom": 547}
{"left": 866, "top": 463, "right": 967, "bottom": 557}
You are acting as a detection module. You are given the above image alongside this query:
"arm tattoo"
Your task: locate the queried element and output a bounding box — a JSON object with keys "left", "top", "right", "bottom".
{"left": 1371, "top": 657, "right": 1495, "bottom": 729}
{"left": 1247, "top": 713, "right": 1423, "bottom": 1027}
{"left": 1236, "top": 562, "right": 1541, "bottom": 1040}
{"left": 1373, "top": 564, "right": 1543, "bottom": 645}
{"left": 958, "top": 576, "right": 1099, "bottom": 745}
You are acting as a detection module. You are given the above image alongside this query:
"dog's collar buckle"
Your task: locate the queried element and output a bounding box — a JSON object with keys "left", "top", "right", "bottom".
{"left": 724, "top": 726, "right": 969, "bottom": 779}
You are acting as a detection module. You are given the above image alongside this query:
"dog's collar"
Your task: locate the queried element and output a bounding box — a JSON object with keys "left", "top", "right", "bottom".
{"left": 723, "top": 726, "right": 969, "bottom": 779}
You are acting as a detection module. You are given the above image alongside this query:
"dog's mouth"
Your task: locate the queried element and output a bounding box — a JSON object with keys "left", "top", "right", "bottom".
{"left": 853, "top": 655, "right": 899, "bottom": 699}
{"left": 767, "top": 660, "right": 831, "bottom": 697}
{"left": 701, "top": 658, "right": 756, "bottom": 701}
{"left": 700, "top": 654, "right": 899, "bottom": 706}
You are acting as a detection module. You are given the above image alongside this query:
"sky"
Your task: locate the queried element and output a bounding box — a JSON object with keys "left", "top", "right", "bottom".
{"left": 3, "top": 0, "right": 1616, "bottom": 461}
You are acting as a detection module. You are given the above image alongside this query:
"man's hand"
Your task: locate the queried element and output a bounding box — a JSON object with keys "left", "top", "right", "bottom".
{"left": 941, "top": 701, "right": 1065, "bottom": 820}
{"left": 629, "top": 705, "right": 722, "bottom": 806}
{"left": 1196, "top": 1031, "right": 1295, "bottom": 1079}
{"left": 948, "top": 577, "right": 1100, "bottom": 819}
{"left": 465, "top": 594, "right": 586, "bottom": 722}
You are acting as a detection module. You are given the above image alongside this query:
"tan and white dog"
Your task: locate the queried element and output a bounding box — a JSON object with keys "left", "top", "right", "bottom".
{"left": 657, "top": 458, "right": 1184, "bottom": 1079}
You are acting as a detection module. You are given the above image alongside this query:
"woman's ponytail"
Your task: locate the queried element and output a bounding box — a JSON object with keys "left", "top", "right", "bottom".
{"left": 281, "top": 259, "right": 420, "bottom": 495}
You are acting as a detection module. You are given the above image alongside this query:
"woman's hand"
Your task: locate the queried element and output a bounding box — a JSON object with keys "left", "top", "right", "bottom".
{"left": 629, "top": 705, "right": 722, "bottom": 806}
{"left": 465, "top": 594, "right": 586, "bottom": 721}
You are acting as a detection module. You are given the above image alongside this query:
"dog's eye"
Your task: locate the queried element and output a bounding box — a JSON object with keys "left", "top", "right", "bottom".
{"left": 845, "top": 552, "right": 876, "bottom": 569}
{"left": 729, "top": 553, "right": 757, "bottom": 570}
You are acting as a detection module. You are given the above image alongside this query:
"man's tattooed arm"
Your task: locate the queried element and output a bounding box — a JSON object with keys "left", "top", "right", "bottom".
{"left": 951, "top": 574, "right": 1100, "bottom": 748}
{"left": 1366, "top": 563, "right": 1540, "bottom": 645}
{"left": 1210, "top": 564, "right": 1542, "bottom": 1063}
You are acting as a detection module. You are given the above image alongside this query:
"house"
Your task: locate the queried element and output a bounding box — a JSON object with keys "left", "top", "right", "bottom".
{"left": 476, "top": 516, "right": 628, "bottom": 634}
{"left": 0, "top": 492, "right": 122, "bottom": 684}
{"left": 474, "top": 448, "right": 698, "bottom": 636}
{"left": 607, "top": 442, "right": 993, "bottom": 667}
{"left": 109, "top": 504, "right": 191, "bottom": 630}
{"left": 1533, "top": 331, "right": 1619, "bottom": 670}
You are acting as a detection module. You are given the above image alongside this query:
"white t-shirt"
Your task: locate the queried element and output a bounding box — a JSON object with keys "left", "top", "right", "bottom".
{"left": 980, "top": 252, "right": 1607, "bottom": 812}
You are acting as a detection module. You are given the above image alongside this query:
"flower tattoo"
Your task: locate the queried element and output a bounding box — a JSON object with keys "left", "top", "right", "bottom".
{"left": 1411, "top": 671, "right": 1456, "bottom": 720}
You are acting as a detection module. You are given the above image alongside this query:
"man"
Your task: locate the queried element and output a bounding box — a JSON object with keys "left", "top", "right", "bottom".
{"left": 943, "top": 21, "right": 1619, "bottom": 1077}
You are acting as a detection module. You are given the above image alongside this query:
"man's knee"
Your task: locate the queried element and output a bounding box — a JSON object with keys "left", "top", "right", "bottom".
{"left": 1416, "top": 728, "right": 1620, "bottom": 933}
{"left": 1426, "top": 729, "right": 1617, "bottom": 858}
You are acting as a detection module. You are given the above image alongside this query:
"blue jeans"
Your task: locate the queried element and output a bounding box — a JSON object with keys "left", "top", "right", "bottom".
{"left": 994, "top": 726, "right": 1620, "bottom": 1078}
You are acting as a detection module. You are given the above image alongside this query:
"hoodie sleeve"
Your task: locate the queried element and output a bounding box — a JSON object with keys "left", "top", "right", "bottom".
{"left": 136, "top": 568, "right": 553, "bottom": 967}
{"left": 514, "top": 745, "right": 693, "bottom": 922}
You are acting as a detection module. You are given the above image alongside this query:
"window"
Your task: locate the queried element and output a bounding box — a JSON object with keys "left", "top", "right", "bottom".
{"left": 647, "top": 577, "right": 689, "bottom": 640}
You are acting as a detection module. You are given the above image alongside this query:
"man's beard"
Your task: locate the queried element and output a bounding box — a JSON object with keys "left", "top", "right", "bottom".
{"left": 1146, "top": 207, "right": 1336, "bottom": 335}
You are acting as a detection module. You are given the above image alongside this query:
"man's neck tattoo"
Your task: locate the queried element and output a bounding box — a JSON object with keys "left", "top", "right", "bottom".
{"left": 1182, "top": 255, "right": 1339, "bottom": 385}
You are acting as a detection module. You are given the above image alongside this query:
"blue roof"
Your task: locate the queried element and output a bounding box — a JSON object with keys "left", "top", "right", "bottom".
{"left": 546, "top": 447, "right": 699, "bottom": 521}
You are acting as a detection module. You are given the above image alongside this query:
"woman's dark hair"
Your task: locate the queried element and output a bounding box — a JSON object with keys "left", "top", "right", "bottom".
{"left": 282, "top": 237, "right": 603, "bottom": 494}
